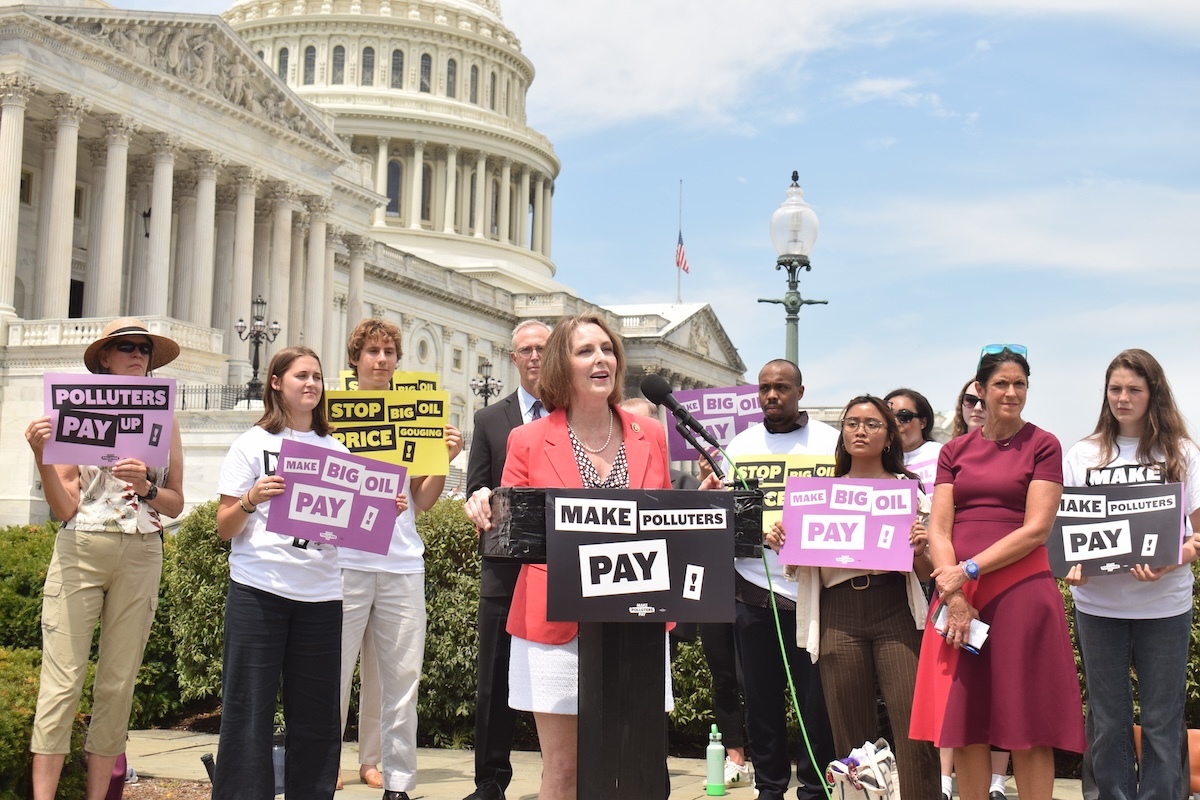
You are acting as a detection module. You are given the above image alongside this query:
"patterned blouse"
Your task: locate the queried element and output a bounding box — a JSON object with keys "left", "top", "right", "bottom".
{"left": 568, "top": 426, "right": 629, "bottom": 489}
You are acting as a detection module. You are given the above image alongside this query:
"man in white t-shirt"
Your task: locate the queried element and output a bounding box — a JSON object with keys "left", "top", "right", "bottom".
{"left": 720, "top": 359, "right": 838, "bottom": 800}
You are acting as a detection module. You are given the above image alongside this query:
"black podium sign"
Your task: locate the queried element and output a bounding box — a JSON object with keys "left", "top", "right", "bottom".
{"left": 544, "top": 488, "right": 735, "bottom": 623}
{"left": 1048, "top": 482, "right": 1185, "bottom": 576}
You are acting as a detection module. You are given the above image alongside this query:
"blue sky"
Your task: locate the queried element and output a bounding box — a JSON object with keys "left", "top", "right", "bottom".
{"left": 140, "top": 0, "right": 1200, "bottom": 447}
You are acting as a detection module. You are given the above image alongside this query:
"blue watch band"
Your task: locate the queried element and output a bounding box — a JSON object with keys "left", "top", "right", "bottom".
{"left": 963, "top": 558, "right": 980, "bottom": 580}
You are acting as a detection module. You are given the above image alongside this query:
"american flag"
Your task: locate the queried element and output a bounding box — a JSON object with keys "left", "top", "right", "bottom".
{"left": 675, "top": 231, "right": 689, "bottom": 273}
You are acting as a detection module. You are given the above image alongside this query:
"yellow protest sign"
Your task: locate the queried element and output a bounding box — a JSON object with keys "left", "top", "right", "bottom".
{"left": 337, "top": 370, "right": 440, "bottom": 392}
{"left": 728, "top": 454, "right": 837, "bottom": 531}
{"left": 326, "top": 388, "right": 449, "bottom": 475}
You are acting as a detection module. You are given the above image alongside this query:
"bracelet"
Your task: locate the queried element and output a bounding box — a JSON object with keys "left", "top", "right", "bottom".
{"left": 239, "top": 493, "right": 257, "bottom": 514}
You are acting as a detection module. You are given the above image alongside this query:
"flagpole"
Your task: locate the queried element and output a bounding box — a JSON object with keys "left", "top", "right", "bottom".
{"left": 677, "top": 179, "right": 682, "bottom": 304}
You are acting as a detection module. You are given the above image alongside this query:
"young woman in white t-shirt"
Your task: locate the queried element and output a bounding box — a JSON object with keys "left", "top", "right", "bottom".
{"left": 211, "top": 346, "right": 406, "bottom": 800}
{"left": 1064, "top": 349, "right": 1200, "bottom": 800}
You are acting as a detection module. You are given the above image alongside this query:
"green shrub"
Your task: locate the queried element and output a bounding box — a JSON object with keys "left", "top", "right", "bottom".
{"left": 0, "top": 648, "right": 87, "bottom": 800}
{"left": 165, "top": 500, "right": 229, "bottom": 702}
{"left": 130, "top": 533, "right": 182, "bottom": 727}
{"left": 0, "top": 524, "right": 59, "bottom": 650}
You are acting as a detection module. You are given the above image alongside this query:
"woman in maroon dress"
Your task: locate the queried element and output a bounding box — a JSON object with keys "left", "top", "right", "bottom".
{"left": 910, "top": 346, "right": 1084, "bottom": 800}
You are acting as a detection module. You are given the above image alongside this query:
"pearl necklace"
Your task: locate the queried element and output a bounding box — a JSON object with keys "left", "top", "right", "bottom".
{"left": 568, "top": 408, "right": 614, "bottom": 454}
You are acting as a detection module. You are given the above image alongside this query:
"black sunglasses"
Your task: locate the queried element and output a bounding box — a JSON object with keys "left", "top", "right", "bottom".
{"left": 894, "top": 409, "right": 922, "bottom": 424}
{"left": 111, "top": 340, "right": 152, "bottom": 356}
{"left": 962, "top": 394, "right": 984, "bottom": 409}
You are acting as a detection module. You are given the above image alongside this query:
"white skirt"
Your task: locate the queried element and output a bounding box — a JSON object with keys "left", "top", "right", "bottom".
{"left": 508, "top": 633, "right": 674, "bottom": 715}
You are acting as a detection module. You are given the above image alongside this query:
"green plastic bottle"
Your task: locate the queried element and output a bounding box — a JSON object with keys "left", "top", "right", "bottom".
{"left": 706, "top": 723, "right": 726, "bottom": 796}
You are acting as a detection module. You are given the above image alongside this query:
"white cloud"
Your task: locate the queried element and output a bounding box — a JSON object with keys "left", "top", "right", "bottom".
{"left": 843, "top": 78, "right": 920, "bottom": 105}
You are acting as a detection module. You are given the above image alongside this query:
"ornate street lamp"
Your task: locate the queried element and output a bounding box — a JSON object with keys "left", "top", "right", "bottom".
{"left": 234, "top": 294, "right": 282, "bottom": 403}
{"left": 469, "top": 359, "right": 503, "bottom": 407}
{"left": 758, "top": 171, "right": 828, "bottom": 366}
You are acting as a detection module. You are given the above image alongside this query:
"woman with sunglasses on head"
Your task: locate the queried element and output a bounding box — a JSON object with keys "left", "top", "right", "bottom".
{"left": 212, "top": 346, "right": 403, "bottom": 800}
{"left": 24, "top": 318, "right": 185, "bottom": 800}
{"left": 766, "top": 395, "right": 939, "bottom": 800}
{"left": 1062, "top": 349, "right": 1200, "bottom": 800}
{"left": 910, "top": 346, "right": 1084, "bottom": 800}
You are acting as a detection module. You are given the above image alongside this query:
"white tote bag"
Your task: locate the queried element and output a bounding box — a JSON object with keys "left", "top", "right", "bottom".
{"left": 824, "top": 738, "right": 900, "bottom": 800}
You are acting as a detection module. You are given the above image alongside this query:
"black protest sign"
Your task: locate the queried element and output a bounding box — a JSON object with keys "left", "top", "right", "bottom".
{"left": 545, "top": 489, "right": 735, "bottom": 623}
{"left": 1048, "top": 482, "right": 1185, "bottom": 576}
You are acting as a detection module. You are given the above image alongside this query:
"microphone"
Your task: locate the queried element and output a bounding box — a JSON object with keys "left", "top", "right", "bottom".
{"left": 640, "top": 373, "right": 724, "bottom": 453}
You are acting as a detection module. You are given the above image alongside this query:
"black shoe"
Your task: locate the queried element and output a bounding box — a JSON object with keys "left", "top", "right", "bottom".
{"left": 989, "top": 791, "right": 1006, "bottom": 800}
{"left": 942, "top": 791, "right": 952, "bottom": 800}
{"left": 462, "top": 785, "right": 506, "bottom": 800}
{"left": 382, "top": 792, "right": 410, "bottom": 800}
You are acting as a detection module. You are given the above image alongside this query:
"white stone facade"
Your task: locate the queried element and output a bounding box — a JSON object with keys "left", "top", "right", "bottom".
{"left": 0, "top": 0, "right": 746, "bottom": 527}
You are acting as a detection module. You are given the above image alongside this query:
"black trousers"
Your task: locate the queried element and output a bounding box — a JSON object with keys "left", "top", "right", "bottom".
{"left": 472, "top": 591, "right": 517, "bottom": 791}
{"left": 698, "top": 621, "right": 746, "bottom": 750}
{"left": 735, "top": 600, "right": 834, "bottom": 800}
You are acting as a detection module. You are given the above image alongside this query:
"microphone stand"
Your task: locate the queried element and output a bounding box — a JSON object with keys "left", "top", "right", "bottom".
{"left": 675, "top": 419, "right": 725, "bottom": 480}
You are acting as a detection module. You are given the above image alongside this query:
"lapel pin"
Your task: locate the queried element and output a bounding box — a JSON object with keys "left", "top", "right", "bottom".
{"left": 631, "top": 422, "right": 640, "bottom": 433}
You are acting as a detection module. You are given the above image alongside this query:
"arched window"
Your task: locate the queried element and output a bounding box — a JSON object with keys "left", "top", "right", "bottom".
{"left": 391, "top": 49, "right": 404, "bottom": 89}
{"left": 277, "top": 47, "right": 289, "bottom": 79}
{"left": 386, "top": 160, "right": 402, "bottom": 217}
{"left": 257, "top": 50, "right": 264, "bottom": 61}
{"left": 469, "top": 65, "right": 478, "bottom": 104}
{"left": 421, "top": 163, "right": 433, "bottom": 222}
{"left": 489, "top": 71, "right": 496, "bottom": 110}
{"left": 303, "top": 45, "right": 316, "bottom": 85}
{"left": 332, "top": 45, "right": 345, "bottom": 84}
{"left": 446, "top": 59, "right": 457, "bottom": 98}
{"left": 362, "top": 47, "right": 375, "bottom": 86}
{"left": 420, "top": 53, "right": 432, "bottom": 93}
{"left": 490, "top": 178, "right": 500, "bottom": 235}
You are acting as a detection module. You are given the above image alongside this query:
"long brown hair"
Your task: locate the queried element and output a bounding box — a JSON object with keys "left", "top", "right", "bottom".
{"left": 951, "top": 378, "right": 975, "bottom": 438}
{"left": 257, "top": 346, "right": 333, "bottom": 436}
{"left": 834, "top": 395, "right": 918, "bottom": 481}
{"left": 537, "top": 313, "right": 626, "bottom": 412}
{"left": 1091, "top": 349, "right": 1192, "bottom": 482}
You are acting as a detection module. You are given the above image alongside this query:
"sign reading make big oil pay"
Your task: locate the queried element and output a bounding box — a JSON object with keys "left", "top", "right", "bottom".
{"left": 325, "top": 388, "right": 449, "bottom": 474}
{"left": 545, "top": 489, "right": 736, "bottom": 623}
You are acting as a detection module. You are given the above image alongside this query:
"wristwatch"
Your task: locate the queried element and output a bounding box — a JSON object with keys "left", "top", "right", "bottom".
{"left": 963, "top": 558, "right": 980, "bottom": 581}
{"left": 139, "top": 483, "right": 159, "bottom": 502}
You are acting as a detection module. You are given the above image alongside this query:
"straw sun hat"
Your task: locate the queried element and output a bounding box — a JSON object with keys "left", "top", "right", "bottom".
{"left": 82, "top": 318, "right": 181, "bottom": 374}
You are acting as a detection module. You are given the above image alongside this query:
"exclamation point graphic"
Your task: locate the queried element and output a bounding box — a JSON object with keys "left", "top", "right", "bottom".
{"left": 682, "top": 565, "right": 704, "bottom": 600}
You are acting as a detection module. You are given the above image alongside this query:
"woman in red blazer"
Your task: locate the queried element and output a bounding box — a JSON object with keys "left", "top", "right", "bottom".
{"left": 499, "top": 312, "right": 671, "bottom": 800}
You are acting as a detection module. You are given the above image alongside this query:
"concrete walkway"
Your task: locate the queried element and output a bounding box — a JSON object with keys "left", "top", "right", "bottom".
{"left": 126, "top": 729, "right": 1084, "bottom": 799}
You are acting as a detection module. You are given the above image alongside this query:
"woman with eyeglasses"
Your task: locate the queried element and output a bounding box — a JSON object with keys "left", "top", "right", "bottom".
{"left": 910, "top": 346, "right": 1084, "bottom": 800}
{"left": 24, "top": 318, "right": 185, "bottom": 800}
{"left": 766, "top": 395, "right": 939, "bottom": 800}
{"left": 1063, "top": 350, "right": 1200, "bottom": 800}
{"left": 952, "top": 380, "right": 987, "bottom": 439}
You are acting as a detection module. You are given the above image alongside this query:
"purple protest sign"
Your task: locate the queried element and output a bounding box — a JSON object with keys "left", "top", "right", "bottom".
{"left": 664, "top": 385, "right": 762, "bottom": 459}
{"left": 907, "top": 457, "right": 938, "bottom": 489}
{"left": 42, "top": 373, "right": 176, "bottom": 467}
{"left": 269, "top": 439, "right": 406, "bottom": 554}
{"left": 778, "top": 477, "right": 918, "bottom": 571}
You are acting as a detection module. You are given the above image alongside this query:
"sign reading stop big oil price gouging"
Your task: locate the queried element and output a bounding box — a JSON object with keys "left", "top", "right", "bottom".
{"left": 544, "top": 489, "right": 736, "bottom": 623}
{"left": 338, "top": 370, "right": 440, "bottom": 392}
{"left": 42, "top": 373, "right": 176, "bottom": 467}
{"left": 268, "top": 439, "right": 407, "bottom": 554}
{"left": 778, "top": 477, "right": 919, "bottom": 572}
{"left": 665, "top": 385, "right": 763, "bottom": 458}
{"left": 1047, "top": 483, "right": 1185, "bottom": 577}
{"left": 727, "top": 454, "right": 837, "bottom": 533}
{"left": 325, "top": 389, "right": 449, "bottom": 475}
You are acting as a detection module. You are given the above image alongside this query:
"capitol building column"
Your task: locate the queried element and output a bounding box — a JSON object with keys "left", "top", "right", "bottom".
{"left": 42, "top": 94, "right": 90, "bottom": 320}
{"left": 95, "top": 116, "right": 137, "bottom": 318}
{"left": 408, "top": 139, "right": 424, "bottom": 230}
{"left": 517, "top": 165, "right": 529, "bottom": 248}
{"left": 268, "top": 183, "right": 298, "bottom": 349}
{"left": 530, "top": 172, "right": 544, "bottom": 258}
{"left": 472, "top": 150, "right": 486, "bottom": 238}
{"left": 142, "top": 133, "right": 179, "bottom": 318}
{"left": 82, "top": 141, "right": 106, "bottom": 317}
{"left": 344, "top": 234, "right": 371, "bottom": 341}
{"left": 288, "top": 211, "right": 307, "bottom": 346}
{"left": 374, "top": 136, "right": 388, "bottom": 226}
{"left": 542, "top": 179, "right": 553, "bottom": 258}
{"left": 188, "top": 151, "right": 226, "bottom": 327}
{"left": 171, "top": 173, "right": 197, "bottom": 320}
{"left": 0, "top": 74, "right": 34, "bottom": 322}
{"left": 229, "top": 167, "right": 262, "bottom": 371}
{"left": 212, "top": 185, "right": 237, "bottom": 336}
{"left": 498, "top": 158, "right": 512, "bottom": 244}
{"left": 442, "top": 144, "right": 458, "bottom": 234}
{"left": 304, "top": 196, "right": 331, "bottom": 358}
{"left": 31, "top": 123, "right": 55, "bottom": 320}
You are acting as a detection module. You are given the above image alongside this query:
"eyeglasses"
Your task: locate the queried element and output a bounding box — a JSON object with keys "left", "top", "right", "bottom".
{"left": 111, "top": 341, "right": 152, "bottom": 356}
{"left": 515, "top": 345, "right": 545, "bottom": 359}
{"left": 962, "top": 394, "right": 984, "bottom": 409}
{"left": 894, "top": 409, "right": 921, "bottom": 424}
{"left": 977, "top": 343, "right": 1028, "bottom": 370}
{"left": 841, "top": 417, "right": 885, "bottom": 433}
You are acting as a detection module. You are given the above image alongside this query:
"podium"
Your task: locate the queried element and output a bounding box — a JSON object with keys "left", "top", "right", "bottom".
{"left": 484, "top": 487, "right": 763, "bottom": 799}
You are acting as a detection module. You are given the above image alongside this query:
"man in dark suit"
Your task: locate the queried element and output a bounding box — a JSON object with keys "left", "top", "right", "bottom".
{"left": 461, "top": 319, "right": 551, "bottom": 800}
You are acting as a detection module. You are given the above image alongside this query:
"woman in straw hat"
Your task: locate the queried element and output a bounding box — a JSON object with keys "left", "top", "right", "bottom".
{"left": 24, "top": 318, "right": 184, "bottom": 800}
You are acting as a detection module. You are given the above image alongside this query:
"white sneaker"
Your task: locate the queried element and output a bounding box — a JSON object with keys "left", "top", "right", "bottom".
{"left": 725, "top": 758, "right": 750, "bottom": 786}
